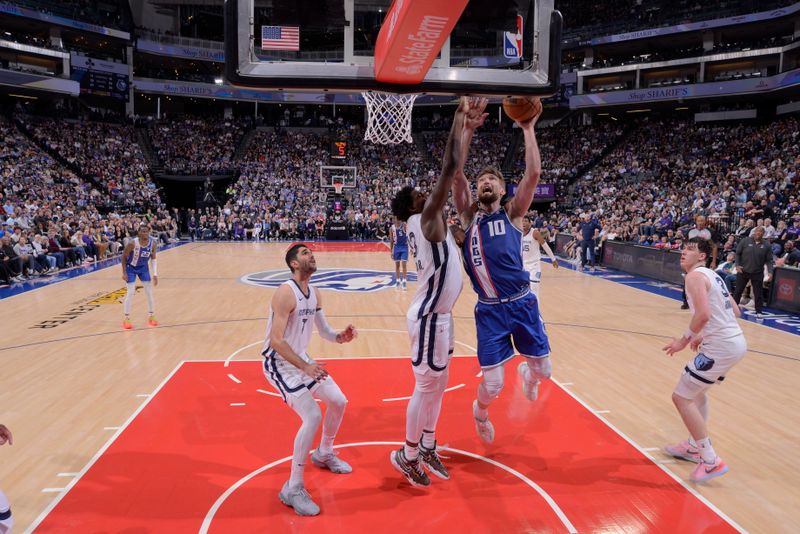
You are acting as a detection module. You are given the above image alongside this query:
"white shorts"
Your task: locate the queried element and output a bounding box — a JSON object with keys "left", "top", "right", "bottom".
{"left": 262, "top": 349, "right": 319, "bottom": 404}
{"left": 674, "top": 335, "right": 747, "bottom": 399}
{"left": 407, "top": 312, "right": 454, "bottom": 376}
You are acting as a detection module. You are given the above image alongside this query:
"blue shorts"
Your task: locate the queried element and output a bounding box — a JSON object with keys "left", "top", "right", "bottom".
{"left": 392, "top": 246, "right": 408, "bottom": 262}
{"left": 474, "top": 293, "right": 550, "bottom": 368}
{"left": 126, "top": 264, "right": 151, "bottom": 283}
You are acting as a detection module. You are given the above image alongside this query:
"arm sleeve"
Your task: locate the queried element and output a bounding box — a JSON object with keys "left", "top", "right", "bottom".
{"left": 314, "top": 309, "right": 339, "bottom": 342}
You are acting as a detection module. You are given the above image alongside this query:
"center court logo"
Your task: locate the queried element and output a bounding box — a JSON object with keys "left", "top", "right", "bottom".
{"left": 240, "top": 268, "right": 418, "bottom": 292}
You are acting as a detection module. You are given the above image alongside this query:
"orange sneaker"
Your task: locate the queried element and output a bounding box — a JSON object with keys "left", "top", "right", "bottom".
{"left": 148, "top": 315, "right": 159, "bottom": 327}
{"left": 122, "top": 319, "right": 133, "bottom": 330}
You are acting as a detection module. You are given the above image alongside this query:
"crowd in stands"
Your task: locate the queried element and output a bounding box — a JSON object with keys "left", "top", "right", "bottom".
{"left": 148, "top": 116, "right": 250, "bottom": 174}
{"left": 562, "top": 116, "right": 800, "bottom": 270}
{"left": 21, "top": 117, "right": 163, "bottom": 211}
{"left": 0, "top": 117, "right": 176, "bottom": 286}
{"left": 3, "top": 104, "right": 800, "bottom": 294}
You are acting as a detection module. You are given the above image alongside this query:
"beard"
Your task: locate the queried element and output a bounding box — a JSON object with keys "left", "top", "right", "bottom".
{"left": 479, "top": 190, "right": 499, "bottom": 205}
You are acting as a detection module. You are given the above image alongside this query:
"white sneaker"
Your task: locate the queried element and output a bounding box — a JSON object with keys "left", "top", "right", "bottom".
{"left": 279, "top": 481, "right": 320, "bottom": 516}
{"left": 311, "top": 449, "right": 352, "bottom": 474}
{"left": 517, "top": 362, "right": 540, "bottom": 401}
{"left": 472, "top": 400, "right": 495, "bottom": 443}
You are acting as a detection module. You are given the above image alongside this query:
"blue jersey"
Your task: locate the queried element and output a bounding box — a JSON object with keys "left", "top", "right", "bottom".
{"left": 462, "top": 208, "right": 529, "bottom": 300}
{"left": 392, "top": 223, "right": 408, "bottom": 248}
{"left": 128, "top": 237, "right": 155, "bottom": 268}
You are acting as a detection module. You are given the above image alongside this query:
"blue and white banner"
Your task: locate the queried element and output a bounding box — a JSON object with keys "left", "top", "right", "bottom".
{"left": 590, "top": 3, "right": 800, "bottom": 45}
{"left": 0, "top": 68, "right": 79, "bottom": 95}
{"left": 570, "top": 69, "right": 800, "bottom": 108}
{"left": 0, "top": 3, "right": 129, "bottom": 40}
{"left": 136, "top": 39, "right": 224, "bottom": 63}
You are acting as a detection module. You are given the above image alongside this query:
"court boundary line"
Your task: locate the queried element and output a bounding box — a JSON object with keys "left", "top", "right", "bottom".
{"left": 23, "top": 361, "right": 187, "bottom": 534}
{"left": 197, "top": 441, "right": 578, "bottom": 534}
{"left": 0, "top": 241, "right": 188, "bottom": 301}
{"left": 551, "top": 378, "right": 747, "bottom": 533}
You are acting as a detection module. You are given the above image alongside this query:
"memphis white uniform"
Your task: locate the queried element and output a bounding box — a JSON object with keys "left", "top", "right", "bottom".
{"left": 521, "top": 230, "right": 542, "bottom": 297}
{"left": 262, "top": 280, "right": 321, "bottom": 403}
{"left": 406, "top": 213, "right": 463, "bottom": 374}
{"left": 681, "top": 267, "right": 747, "bottom": 392}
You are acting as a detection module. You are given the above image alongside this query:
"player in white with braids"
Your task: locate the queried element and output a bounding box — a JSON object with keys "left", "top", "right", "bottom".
{"left": 387, "top": 97, "right": 485, "bottom": 487}
{"left": 521, "top": 216, "right": 558, "bottom": 299}
{"left": 262, "top": 243, "right": 357, "bottom": 516}
{"left": 662, "top": 237, "right": 746, "bottom": 482}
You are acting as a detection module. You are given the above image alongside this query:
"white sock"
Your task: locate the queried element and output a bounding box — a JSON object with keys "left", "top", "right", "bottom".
{"left": 315, "top": 379, "right": 347, "bottom": 455}
{"left": 288, "top": 393, "right": 322, "bottom": 489}
{"left": 421, "top": 430, "right": 435, "bottom": 450}
{"left": 688, "top": 436, "right": 698, "bottom": 448}
{"left": 404, "top": 442, "right": 419, "bottom": 461}
{"left": 123, "top": 283, "right": 135, "bottom": 315}
{"left": 696, "top": 437, "right": 717, "bottom": 464}
{"left": 143, "top": 281, "right": 155, "bottom": 315}
{"left": 473, "top": 398, "right": 488, "bottom": 421}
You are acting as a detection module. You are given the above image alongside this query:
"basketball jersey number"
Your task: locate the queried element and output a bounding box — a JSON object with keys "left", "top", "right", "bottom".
{"left": 523, "top": 243, "right": 530, "bottom": 253}
{"left": 488, "top": 220, "right": 506, "bottom": 237}
{"left": 713, "top": 274, "right": 730, "bottom": 298}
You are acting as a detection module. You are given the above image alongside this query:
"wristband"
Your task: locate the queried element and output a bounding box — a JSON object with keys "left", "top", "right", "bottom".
{"left": 683, "top": 329, "right": 698, "bottom": 341}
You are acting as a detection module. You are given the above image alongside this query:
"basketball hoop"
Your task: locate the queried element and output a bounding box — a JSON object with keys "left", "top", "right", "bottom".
{"left": 333, "top": 182, "right": 344, "bottom": 195}
{"left": 362, "top": 91, "right": 418, "bottom": 145}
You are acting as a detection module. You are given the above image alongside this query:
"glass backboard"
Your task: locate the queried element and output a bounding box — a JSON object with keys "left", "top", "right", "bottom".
{"left": 224, "top": 0, "right": 562, "bottom": 97}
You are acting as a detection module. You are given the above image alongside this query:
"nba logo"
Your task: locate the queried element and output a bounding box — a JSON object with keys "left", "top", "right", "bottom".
{"left": 503, "top": 15, "right": 523, "bottom": 59}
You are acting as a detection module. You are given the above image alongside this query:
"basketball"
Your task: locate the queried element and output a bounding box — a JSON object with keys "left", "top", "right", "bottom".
{"left": 502, "top": 96, "right": 542, "bottom": 123}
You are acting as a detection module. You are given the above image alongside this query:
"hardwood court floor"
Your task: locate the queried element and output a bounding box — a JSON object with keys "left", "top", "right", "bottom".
{"left": 1, "top": 242, "right": 798, "bottom": 532}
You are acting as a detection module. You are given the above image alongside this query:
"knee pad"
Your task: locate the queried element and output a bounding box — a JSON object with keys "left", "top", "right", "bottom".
{"left": 526, "top": 357, "right": 552, "bottom": 380}
{"left": 478, "top": 367, "right": 505, "bottom": 402}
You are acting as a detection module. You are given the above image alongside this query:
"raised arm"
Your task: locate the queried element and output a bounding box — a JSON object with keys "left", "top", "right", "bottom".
{"left": 453, "top": 98, "right": 488, "bottom": 227}
{"left": 506, "top": 104, "right": 544, "bottom": 222}
{"left": 420, "top": 97, "right": 473, "bottom": 242}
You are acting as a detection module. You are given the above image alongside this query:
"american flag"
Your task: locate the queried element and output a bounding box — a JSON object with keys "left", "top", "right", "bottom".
{"left": 261, "top": 25, "right": 300, "bottom": 51}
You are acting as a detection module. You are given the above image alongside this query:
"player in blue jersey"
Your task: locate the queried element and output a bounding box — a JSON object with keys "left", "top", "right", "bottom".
{"left": 453, "top": 100, "right": 549, "bottom": 443}
{"left": 390, "top": 218, "right": 409, "bottom": 290}
{"left": 121, "top": 224, "right": 158, "bottom": 330}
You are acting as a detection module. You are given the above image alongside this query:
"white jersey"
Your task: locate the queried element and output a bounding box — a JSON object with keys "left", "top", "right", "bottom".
{"left": 687, "top": 267, "right": 744, "bottom": 345}
{"left": 521, "top": 230, "right": 542, "bottom": 278}
{"left": 262, "top": 280, "right": 318, "bottom": 362}
{"left": 406, "top": 213, "right": 463, "bottom": 321}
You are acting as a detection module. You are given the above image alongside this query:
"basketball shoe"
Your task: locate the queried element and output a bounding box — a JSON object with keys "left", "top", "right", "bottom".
{"left": 419, "top": 442, "right": 449, "bottom": 480}
{"left": 664, "top": 440, "right": 702, "bottom": 463}
{"left": 390, "top": 449, "right": 430, "bottom": 487}
{"left": 517, "top": 362, "right": 540, "bottom": 401}
{"left": 473, "top": 400, "right": 495, "bottom": 443}
{"left": 311, "top": 449, "right": 352, "bottom": 474}
{"left": 690, "top": 457, "right": 728, "bottom": 483}
{"left": 148, "top": 315, "right": 159, "bottom": 327}
{"left": 279, "top": 481, "right": 320, "bottom": 516}
{"left": 122, "top": 318, "right": 133, "bottom": 330}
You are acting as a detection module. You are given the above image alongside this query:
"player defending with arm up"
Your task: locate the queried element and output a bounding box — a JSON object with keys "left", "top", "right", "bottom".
{"left": 454, "top": 99, "right": 551, "bottom": 444}
{"left": 388, "top": 97, "right": 480, "bottom": 487}
{"left": 263, "top": 243, "right": 357, "bottom": 516}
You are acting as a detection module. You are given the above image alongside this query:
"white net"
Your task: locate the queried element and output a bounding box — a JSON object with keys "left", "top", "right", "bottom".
{"left": 362, "top": 91, "right": 418, "bottom": 145}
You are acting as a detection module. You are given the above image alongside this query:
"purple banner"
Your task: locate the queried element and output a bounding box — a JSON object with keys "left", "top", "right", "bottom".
{"left": 535, "top": 183, "right": 555, "bottom": 199}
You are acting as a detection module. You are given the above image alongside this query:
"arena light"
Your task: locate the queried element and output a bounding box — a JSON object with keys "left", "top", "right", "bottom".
{"left": 597, "top": 112, "right": 609, "bottom": 116}
{"left": 9, "top": 94, "right": 37, "bottom": 99}
{"left": 675, "top": 106, "right": 689, "bottom": 110}
{"left": 626, "top": 108, "right": 651, "bottom": 113}
{"left": 214, "top": 78, "right": 224, "bottom": 85}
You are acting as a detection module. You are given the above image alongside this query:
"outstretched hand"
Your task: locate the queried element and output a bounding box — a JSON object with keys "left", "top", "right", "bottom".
{"left": 462, "top": 96, "right": 489, "bottom": 131}
{"left": 337, "top": 324, "right": 358, "bottom": 344}
{"left": 662, "top": 336, "right": 689, "bottom": 357}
